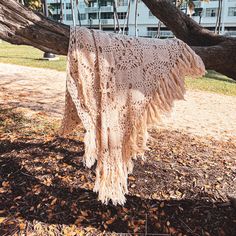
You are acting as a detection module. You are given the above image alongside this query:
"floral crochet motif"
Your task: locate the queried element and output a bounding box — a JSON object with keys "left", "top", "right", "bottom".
{"left": 60, "top": 27, "right": 206, "bottom": 205}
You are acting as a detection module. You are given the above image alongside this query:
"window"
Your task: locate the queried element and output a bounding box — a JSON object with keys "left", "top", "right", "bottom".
{"left": 52, "top": 14, "right": 60, "bottom": 21}
{"left": 103, "top": 27, "right": 128, "bottom": 31}
{"left": 88, "top": 13, "right": 97, "bottom": 19}
{"left": 192, "top": 8, "right": 203, "bottom": 16}
{"left": 100, "top": 1, "right": 112, "bottom": 6}
{"left": 66, "top": 14, "right": 73, "bottom": 21}
{"left": 88, "top": 1, "right": 97, "bottom": 7}
{"left": 147, "top": 27, "right": 170, "bottom": 31}
{"left": 50, "top": 3, "right": 61, "bottom": 10}
{"left": 225, "top": 27, "right": 236, "bottom": 31}
{"left": 228, "top": 7, "right": 236, "bottom": 16}
{"left": 117, "top": 12, "right": 126, "bottom": 19}
{"left": 66, "top": 3, "right": 71, "bottom": 9}
{"left": 118, "top": 0, "right": 128, "bottom": 6}
{"left": 205, "top": 8, "right": 218, "bottom": 17}
{"left": 79, "top": 13, "right": 86, "bottom": 20}
{"left": 147, "top": 27, "right": 158, "bottom": 31}
{"left": 101, "top": 12, "right": 113, "bottom": 19}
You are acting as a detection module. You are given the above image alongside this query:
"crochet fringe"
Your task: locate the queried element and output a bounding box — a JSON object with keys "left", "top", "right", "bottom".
{"left": 60, "top": 27, "right": 206, "bottom": 205}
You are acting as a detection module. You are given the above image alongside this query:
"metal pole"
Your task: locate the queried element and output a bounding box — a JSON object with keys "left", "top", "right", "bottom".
{"left": 134, "top": 0, "right": 138, "bottom": 37}
{"left": 90, "top": 18, "right": 92, "bottom": 29}
{"left": 42, "top": 0, "right": 56, "bottom": 59}
{"left": 98, "top": 0, "right": 102, "bottom": 30}
{"left": 113, "top": 1, "right": 117, "bottom": 33}
{"left": 221, "top": 0, "right": 226, "bottom": 34}
{"left": 60, "top": 0, "right": 64, "bottom": 23}
{"left": 114, "top": 0, "right": 120, "bottom": 32}
{"left": 157, "top": 20, "right": 161, "bottom": 38}
{"left": 44, "top": 0, "right": 49, "bottom": 17}
{"left": 217, "top": 0, "right": 223, "bottom": 34}
{"left": 123, "top": 0, "right": 131, "bottom": 35}
{"left": 70, "top": 0, "right": 76, "bottom": 26}
{"left": 77, "top": 0, "right": 81, "bottom": 26}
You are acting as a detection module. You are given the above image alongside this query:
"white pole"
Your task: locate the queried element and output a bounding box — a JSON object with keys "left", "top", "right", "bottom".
{"left": 76, "top": 0, "right": 81, "bottom": 26}
{"left": 123, "top": 0, "right": 131, "bottom": 35}
{"left": 70, "top": 0, "right": 76, "bottom": 26}
{"left": 98, "top": 0, "right": 102, "bottom": 30}
{"left": 113, "top": 1, "right": 117, "bottom": 33}
{"left": 44, "top": 0, "right": 49, "bottom": 17}
{"left": 134, "top": 0, "right": 139, "bottom": 37}
{"left": 221, "top": 0, "right": 226, "bottom": 35}
{"left": 114, "top": 0, "right": 121, "bottom": 32}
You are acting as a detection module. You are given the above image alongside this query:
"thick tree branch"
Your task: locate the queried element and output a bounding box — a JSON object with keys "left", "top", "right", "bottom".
{"left": 141, "top": 0, "right": 236, "bottom": 79}
{"left": 0, "top": 0, "right": 69, "bottom": 55}
{"left": 142, "top": 0, "right": 232, "bottom": 46}
{"left": 0, "top": 0, "right": 236, "bottom": 80}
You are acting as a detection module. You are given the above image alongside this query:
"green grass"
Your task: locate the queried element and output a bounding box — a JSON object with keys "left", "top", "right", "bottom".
{"left": 186, "top": 71, "right": 236, "bottom": 96}
{"left": 0, "top": 41, "right": 235, "bottom": 96}
{"left": 0, "top": 41, "right": 66, "bottom": 71}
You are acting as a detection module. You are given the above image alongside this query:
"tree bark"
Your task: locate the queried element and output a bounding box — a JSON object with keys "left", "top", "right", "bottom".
{"left": 0, "top": 0, "right": 69, "bottom": 55}
{"left": 142, "top": 0, "right": 228, "bottom": 46}
{"left": 141, "top": 0, "right": 236, "bottom": 80}
{"left": 0, "top": 0, "right": 236, "bottom": 80}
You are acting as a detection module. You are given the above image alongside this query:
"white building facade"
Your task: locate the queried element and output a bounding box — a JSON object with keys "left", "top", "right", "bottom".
{"left": 47, "top": 0, "right": 236, "bottom": 38}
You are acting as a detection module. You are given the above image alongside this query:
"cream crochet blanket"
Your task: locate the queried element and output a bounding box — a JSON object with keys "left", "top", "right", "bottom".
{"left": 60, "top": 27, "right": 205, "bottom": 205}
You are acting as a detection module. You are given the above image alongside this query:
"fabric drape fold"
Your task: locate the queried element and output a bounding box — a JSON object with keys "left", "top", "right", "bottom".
{"left": 60, "top": 26, "right": 206, "bottom": 205}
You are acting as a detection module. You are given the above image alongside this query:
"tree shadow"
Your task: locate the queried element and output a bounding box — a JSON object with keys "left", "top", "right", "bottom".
{"left": 0, "top": 56, "right": 47, "bottom": 61}
{"left": 0, "top": 135, "right": 236, "bottom": 235}
{"left": 0, "top": 157, "right": 236, "bottom": 236}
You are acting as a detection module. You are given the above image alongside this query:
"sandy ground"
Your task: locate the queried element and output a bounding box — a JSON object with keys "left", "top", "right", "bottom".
{"left": 0, "top": 63, "right": 235, "bottom": 142}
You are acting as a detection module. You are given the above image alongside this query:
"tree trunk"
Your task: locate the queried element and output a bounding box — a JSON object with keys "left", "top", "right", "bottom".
{"left": 0, "top": 0, "right": 69, "bottom": 55}
{"left": 0, "top": 0, "right": 236, "bottom": 80}
{"left": 141, "top": 0, "right": 236, "bottom": 80}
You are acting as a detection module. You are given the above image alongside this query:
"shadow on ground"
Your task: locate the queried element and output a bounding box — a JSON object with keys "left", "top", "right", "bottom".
{"left": 0, "top": 133, "right": 236, "bottom": 236}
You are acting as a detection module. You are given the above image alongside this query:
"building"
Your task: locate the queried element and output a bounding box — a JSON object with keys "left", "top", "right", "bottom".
{"left": 47, "top": 0, "right": 236, "bottom": 38}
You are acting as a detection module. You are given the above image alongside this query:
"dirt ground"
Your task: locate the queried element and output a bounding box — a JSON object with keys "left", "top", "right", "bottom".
{"left": 1, "top": 63, "right": 235, "bottom": 141}
{"left": 0, "top": 63, "right": 236, "bottom": 236}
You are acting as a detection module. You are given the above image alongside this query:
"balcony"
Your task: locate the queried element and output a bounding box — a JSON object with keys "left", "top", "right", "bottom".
{"left": 85, "top": 19, "right": 115, "bottom": 25}
{"left": 85, "top": 6, "right": 113, "bottom": 13}
{"left": 147, "top": 31, "right": 173, "bottom": 38}
{"left": 224, "top": 31, "right": 236, "bottom": 37}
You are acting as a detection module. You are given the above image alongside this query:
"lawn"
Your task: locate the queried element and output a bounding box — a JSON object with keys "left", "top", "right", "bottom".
{"left": 0, "top": 41, "right": 66, "bottom": 71}
{"left": 0, "top": 41, "right": 236, "bottom": 96}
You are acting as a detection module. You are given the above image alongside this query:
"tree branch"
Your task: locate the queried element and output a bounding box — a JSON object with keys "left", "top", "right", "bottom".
{"left": 142, "top": 0, "right": 232, "bottom": 46}
{"left": 0, "top": 0, "right": 236, "bottom": 80}
{"left": 141, "top": 0, "right": 236, "bottom": 79}
{"left": 0, "top": 0, "right": 69, "bottom": 55}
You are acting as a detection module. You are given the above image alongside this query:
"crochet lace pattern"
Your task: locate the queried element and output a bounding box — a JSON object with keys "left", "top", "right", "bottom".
{"left": 60, "top": 26, "right": 206, "bottom": 205}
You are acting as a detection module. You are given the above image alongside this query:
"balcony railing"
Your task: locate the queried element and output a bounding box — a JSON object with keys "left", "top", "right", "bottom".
{"left": 85, "top": 6, "right": 113, "bottom": 13}
{"left": 147, "top": 31, "right": 173, "bottom": 38}
{"left": 85, "top": 18, "right": 126, "bottom": 25}
{"left": 101, "top": 19, "right": 109, "bottom": 24}
{"left": 224, "top": 31, "right": 236, "bottom": 37}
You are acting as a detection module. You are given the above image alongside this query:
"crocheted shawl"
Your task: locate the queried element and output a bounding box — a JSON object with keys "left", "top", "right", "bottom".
{"left": 60, "top": 26, "right": 205, "bottom": 205}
